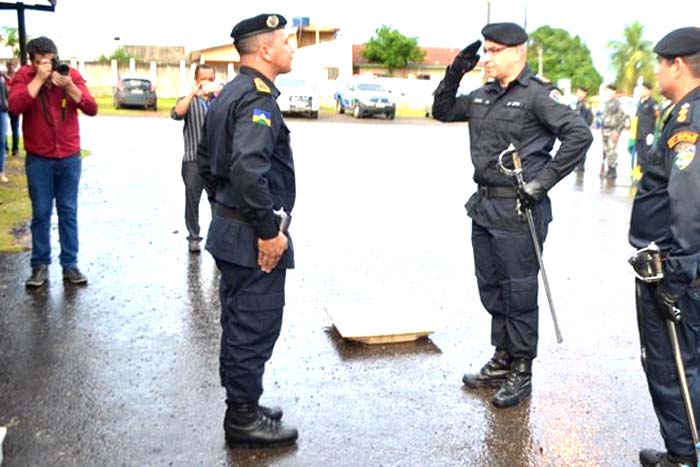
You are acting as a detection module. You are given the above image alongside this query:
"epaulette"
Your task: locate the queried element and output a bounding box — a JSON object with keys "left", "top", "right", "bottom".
{"left": 531, "top": 74, "right": 552, "bottom": 85}
{"left": 253, "top": 77, "right": 271, "bottom": 94}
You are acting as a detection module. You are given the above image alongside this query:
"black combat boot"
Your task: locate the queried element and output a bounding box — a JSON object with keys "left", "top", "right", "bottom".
{"left": 640, "top": 448, "right": 696, "bottom": 467}
{"left": 224, "top": 402, "right": 298, "bottom": 448}
{"left": 462, "top": 350, "right": 512, "bottom": 389}
{"left": 492, "top": 358, "right": 532, "bottom": 408}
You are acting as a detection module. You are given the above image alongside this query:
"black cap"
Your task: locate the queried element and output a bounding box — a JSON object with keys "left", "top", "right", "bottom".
{"left": 230, "top": 14, "right": 287, "bottom": 44}
{"left": 654, "top": 26, "right": 700, "bottom": 58}
{"left": 481, "top": 22, "right": 528, "bottom": 46}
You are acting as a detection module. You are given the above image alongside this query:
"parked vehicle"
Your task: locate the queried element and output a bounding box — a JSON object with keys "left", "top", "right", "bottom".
{"left": 334, "top": 78, "right": 396, "bottom": 119}
{"left": 113, "top": 76, "right": 158, "bottom": 111}
{"left": 275, "top": 76, "right": 320, "bottom": 119}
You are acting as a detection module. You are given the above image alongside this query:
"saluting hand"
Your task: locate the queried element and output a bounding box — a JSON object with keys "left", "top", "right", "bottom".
{"left": 257, "top": 232, "right": 288, "bottom": 273}
{"left": 448, "top": 40, "right": 482, "bottom": 79}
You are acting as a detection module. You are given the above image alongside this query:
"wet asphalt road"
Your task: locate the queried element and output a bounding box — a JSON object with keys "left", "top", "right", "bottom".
{"left": 0, "top": 114, "right": 662, "bottom": 466}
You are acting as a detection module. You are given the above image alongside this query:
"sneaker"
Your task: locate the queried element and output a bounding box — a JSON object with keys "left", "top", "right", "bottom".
{"left": 63, "top": 267, "right": 88, "bottom": 285}
{"left": 188, "top": 239, "right": 201, "bottom": 253}
{"left": 25, "top": 264, "right": 49, "bottom": 287}
{"left": 0, "top": 172, "right": 7, "bottom": 183}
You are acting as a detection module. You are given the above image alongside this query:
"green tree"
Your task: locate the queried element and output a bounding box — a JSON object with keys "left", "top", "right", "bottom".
{"left": 97, "top": 47, "right": 130, "bottom": 66}
{"left": 527, "top": 26, "right": 602, "bottom": 94}
{"left": 362, "top": 25, "right": 425, "bottom": 75}
{"left": 1, "top": 27, "right": 20, "bottom": 59}
{"left": 608, "top": 21, "right": 655, "bottom": 94}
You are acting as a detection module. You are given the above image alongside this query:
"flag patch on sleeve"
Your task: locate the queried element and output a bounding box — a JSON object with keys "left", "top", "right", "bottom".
{"left": 252, "top": 109, "right": 272, "bottom": 127}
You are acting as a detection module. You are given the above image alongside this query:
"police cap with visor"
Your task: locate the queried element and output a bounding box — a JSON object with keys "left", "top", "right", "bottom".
{"left": 654, "top": 26, "right": 700, "bottom": 58}
{"left": 230, "top": 14, "right": 287, "bottom": 44}
{"left": 481, "top": 22, "right": 528, "bottom": 46}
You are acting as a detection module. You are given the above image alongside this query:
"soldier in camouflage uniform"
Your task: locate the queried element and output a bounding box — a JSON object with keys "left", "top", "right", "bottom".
{"left": 601, "top": 84, "right": 627, "bottom": 180}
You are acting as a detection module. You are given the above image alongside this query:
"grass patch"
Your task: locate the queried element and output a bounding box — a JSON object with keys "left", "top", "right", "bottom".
{"left": 96, "top": 96, "right": 177, "bottom": 117}
{"left": 0, "top": 153, "right": 30, "bottom": 252}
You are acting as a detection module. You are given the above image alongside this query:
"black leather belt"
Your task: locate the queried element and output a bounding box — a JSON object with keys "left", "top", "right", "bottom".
{"left": 213, "top": 203, "right": 248, "bottom": 223}
{"left": 478, "top": 185, "right": 518, "bottom": 198}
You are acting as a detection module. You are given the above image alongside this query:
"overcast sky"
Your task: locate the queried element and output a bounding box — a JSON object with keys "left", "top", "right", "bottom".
{"left": 0, "top": 0, "right": 694, "bottom": 80}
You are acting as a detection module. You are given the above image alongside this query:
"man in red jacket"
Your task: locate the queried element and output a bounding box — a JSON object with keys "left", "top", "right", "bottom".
{"left": 9, "top": 36, "right": 97, "bottom": 287}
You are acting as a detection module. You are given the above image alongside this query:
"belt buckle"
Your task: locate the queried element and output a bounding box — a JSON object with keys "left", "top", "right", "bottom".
{"left": 479, "top": 186, "right": 488, "bottom": 197}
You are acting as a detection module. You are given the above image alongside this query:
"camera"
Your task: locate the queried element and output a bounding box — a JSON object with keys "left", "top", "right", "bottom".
{"left": 50, "top": 57, "right": 69, "bottom": 76}
{"left": 202, "top": 81, "right": 222, "bottom": 95}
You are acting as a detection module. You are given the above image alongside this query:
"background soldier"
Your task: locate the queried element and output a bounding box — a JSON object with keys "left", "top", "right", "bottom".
{"left": 600, "top": 84, "right": 627, "bottom": 180}
{"left": 198, "top": 13, "right": 298, "bottom": 448}
{"left": 630, "top": 26, "right": 700, "bottom": 467}
{"left": 635, "top": 82, "right": 659, "bottom": 172}
{"left": 432, "top": 23, "right": 592, "bottom": 408}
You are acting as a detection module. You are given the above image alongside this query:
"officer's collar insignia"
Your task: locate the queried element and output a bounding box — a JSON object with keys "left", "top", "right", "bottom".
{"left": 549, "top": 89, "right": 565, "bottom": 105}
{"left": 667, "top": 131, "right": 698, "bottom": 149}
{"left": 673, "top": 141, "right": 696, "bottom": 170}
{"left": 677, "top": 102, "right": 690, "bottom": 123}
{"left": 252, "top": 108, "right": 272, "bottom": 127}
{"left": 266, "top": 15, "right": 279, "bottom": 28}
{"left": 254, "top": 77, "right": 271, "bottom": 93}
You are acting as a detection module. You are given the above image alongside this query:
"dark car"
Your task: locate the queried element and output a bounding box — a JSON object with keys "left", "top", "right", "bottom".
{"left": 113, "top": 76, "right": 158, "bottom": 110}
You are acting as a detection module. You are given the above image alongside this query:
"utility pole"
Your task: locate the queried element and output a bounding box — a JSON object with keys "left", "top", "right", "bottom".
{"left": 537, "top": 44, "right": 543, "bottom": 76}
{"left": 486, "top": 0, "right": 491, "bottom": 24}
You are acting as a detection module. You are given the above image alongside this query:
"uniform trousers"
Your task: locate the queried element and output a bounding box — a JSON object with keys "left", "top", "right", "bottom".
{"left": 216, "top": 259, "right": 286, "bottom": 403}
{"left": 636, "top": 280, "right": 700, "bottom": 459}
{"left": 471, "top": 221, "right": 548, "bottom": 359}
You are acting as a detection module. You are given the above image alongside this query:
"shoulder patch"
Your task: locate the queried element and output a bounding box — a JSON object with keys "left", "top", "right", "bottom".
{"left": 254, "top": 77, "right": 271, "bottom": 94}
{"left": 252, "top": 108, "right": 272, "bottom": 127}
{"left": 667, "top": 131, "right": 698, "bottom": 149}
{"left": 532, "top": 74, "right": 551, "bottom": 85}
{"left": 549, "top": 89, "right": 566, "bottom": 105}
{"left": 673, "top": 142, "right": 696, "bottom": 170}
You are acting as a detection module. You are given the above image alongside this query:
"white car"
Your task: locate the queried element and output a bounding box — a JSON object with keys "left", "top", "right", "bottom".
{"left": 275, "top": 76, "right": 320, "bottom": 119}
{"left": 335, "top": 78, "right": 396, "bottom": 119}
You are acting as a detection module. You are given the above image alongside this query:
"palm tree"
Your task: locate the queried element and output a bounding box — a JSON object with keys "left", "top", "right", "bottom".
{"left": 608, "top": 21, "right": 655, "bottom": 94}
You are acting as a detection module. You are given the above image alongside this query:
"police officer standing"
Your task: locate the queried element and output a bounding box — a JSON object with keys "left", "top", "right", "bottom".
{"left": 630, "top": 27, "right": 700, "bottom": 467}
{"left": 634, "top": 82, "right": 659, "bottom": 172}
{"left": 432, "top": 23, "right": 592, "bottom": 408}
{"left": 198, "top": 14, "right": 298, "bottom": 448}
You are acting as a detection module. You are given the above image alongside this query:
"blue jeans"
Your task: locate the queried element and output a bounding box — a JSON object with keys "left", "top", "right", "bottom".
{"left": 25, "top": 153, "right": 82, "bottom": 268}
{"left": 0, "top": 112, "right": 7, "bottom": 172}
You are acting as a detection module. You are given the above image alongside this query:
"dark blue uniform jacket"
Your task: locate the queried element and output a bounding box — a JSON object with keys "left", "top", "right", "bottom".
{"left": 198, "top": 66, "right": 295, "bottom": 269}
{"left": 630, "top": 86, "right": 700, "bottom": 292}
{"left": 432, "top": 65, "right": 593, "bottom": 231}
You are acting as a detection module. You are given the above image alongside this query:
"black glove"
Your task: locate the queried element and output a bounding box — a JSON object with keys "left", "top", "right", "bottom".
{"left": 446, "top": 40, "right": 481, "bottom": 82}
{"left": 654, "top": 283, "right": 681, "bottom": 322}
{"left": 517, "top": 179, "right": 546, "bottom": 209}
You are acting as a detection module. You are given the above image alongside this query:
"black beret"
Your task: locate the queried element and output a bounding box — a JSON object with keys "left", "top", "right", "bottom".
{"left": 654, "top": 26, "right": 700, "bottom": 58}
{"left": 230, "top": 14, "right": 287, "bottom": 44}
{"left": 481, "top": 22, "right": 528, "bottom": 46}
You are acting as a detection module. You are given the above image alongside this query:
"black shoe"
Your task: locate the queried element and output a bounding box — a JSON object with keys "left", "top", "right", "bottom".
{"left": 63, "top": 267, "right": 88, "bottom": 285}
{"left": 259, "top": 404, "right": 283, "bottom": 421}
{"left": 25, "top": 264, "right": 49, "bottom": 287}
{"left": 640, "top": 449, "right": 695, "bottom": 467}
{"left": 492, "top": 358, "right": 532, "bottom": 408}
{"left": 224, "top": 403, "right": 297, "bottom": 448}
{"left": 463, "top": 350, "right": 512, "bottom": 389}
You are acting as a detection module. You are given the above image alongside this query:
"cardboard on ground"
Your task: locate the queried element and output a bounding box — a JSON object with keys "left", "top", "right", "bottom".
{"left": 326, "top": 300, "right": 436, "bottom": 344}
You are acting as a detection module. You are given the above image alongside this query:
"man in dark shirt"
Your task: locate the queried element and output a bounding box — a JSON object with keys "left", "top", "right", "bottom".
{"left": 8, "top": 36, "right": 97, "bottom": 287}
{"left": 171, "top": 64, "right": 221, "bottom": 253}
{"left": 635, "top": 82, "right": 659, "bottom": 172}
{"left": 574, "top": 86, "right": 594, "bottom": 174}
{"left": 630, "top": 27, "right": 700, "bottom": 467}
{"left": 432, "top": 22, "right": 592, "bottom": 408}
{"left": 198, "top": 13, "right": 298, "bottom": 448}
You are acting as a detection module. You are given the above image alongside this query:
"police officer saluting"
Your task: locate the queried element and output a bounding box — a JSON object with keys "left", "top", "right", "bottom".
{"left": 198, "top": 14, "right": 298, "bottom": 447}
{"left": 432, "top": 23, "right": 592, "bottom": 407}
{"left": 630, "top": 27, "right": 700, "bottom": 467}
